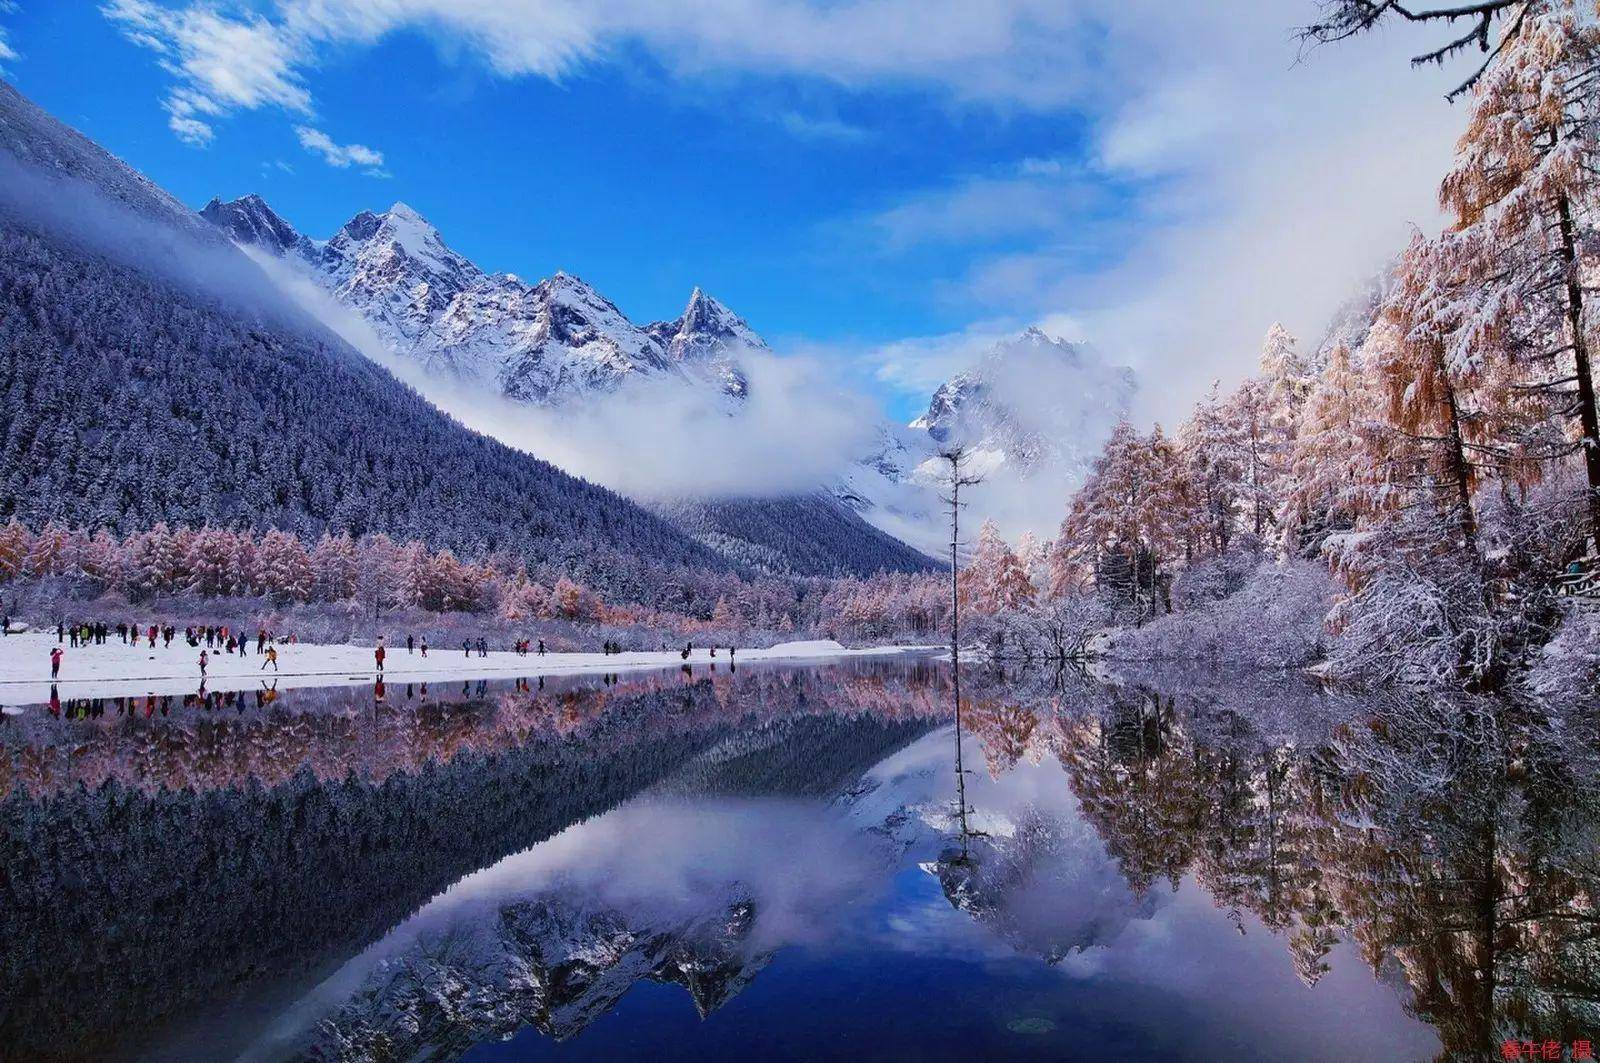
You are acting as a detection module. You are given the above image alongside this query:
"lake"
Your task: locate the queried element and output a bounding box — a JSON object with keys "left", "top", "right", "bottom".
{"left": 1, "top": 658, "right": 1595, "bottom": 1061}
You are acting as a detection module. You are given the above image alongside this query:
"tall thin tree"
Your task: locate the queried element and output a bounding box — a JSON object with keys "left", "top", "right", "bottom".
{"left": 939, "top": 447, "right": 983, "bottom": 862}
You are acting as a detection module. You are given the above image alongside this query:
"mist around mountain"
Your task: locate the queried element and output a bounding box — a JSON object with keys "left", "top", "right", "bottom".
{"left": 203, "top": 192, "right": 1138, "bottom": 563}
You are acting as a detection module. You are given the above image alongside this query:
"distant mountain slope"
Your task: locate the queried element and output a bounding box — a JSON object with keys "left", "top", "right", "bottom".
{"left": 0, "top": 81, "right": 724, "bottom": 577}
{"left": 653, "top": 494, "right": 938, "bottom": 576}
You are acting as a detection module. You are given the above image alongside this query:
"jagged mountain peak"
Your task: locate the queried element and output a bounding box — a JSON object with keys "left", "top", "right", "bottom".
{"left": 676, "top": 286, "right": 763, "bottom": 348}
{"left": 198, "top": 192, "right": 316, "bottom": 262}
{"left": 200, "top": 190, "right": 775, "bottom": 409}
{"left": 386, "top": 199, "right": 426, "bottom": 222}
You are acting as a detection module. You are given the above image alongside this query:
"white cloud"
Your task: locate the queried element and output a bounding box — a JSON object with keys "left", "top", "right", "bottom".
{"left": 102, "top": 0, "right": 313, "bottom": 145}
{"left": 777, "top": 110, "right": 869, "bottom": 142}
{"left": 100, "top": 0, "right": 1138, "bottom": 146}
{"left": 0, "top": 1, "right": 19, "bottom": 73}
{"left": 842, "top": 0, "right": 1466, "bottom": 424}
{"left": 294, "top": 125, "right": 383, "bottom": 168}
{"left": 864, "top": 169, "right": 1105, "bottom": 252}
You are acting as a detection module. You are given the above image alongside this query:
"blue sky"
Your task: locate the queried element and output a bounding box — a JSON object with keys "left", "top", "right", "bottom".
{"left": 0, "top": 1, "right": 1468, "bottom": 424}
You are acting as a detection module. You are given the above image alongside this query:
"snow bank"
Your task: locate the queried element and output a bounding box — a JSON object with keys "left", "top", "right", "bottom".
{"left": 0, "top": 632, "right": 933, "bottom": 706}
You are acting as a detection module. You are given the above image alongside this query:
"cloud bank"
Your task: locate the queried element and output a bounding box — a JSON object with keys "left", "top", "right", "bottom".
{"left": 244, "top": 246, "right": 876, "bottom": 500}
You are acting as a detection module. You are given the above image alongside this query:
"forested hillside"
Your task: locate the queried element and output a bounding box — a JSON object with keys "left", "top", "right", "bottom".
{"left": 0, "top": 82, "right": 725, "bottom": 580}
{"left": 654, "top": 493, "right": 938, "bottom": 576}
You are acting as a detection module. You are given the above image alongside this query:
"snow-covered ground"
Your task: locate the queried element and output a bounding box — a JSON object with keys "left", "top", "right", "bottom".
{"left": 0, "top": 632, "right": 935, "bottom": 705}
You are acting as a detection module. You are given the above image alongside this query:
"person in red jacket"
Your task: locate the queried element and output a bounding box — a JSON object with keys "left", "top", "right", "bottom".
{"left": 50, "top": 646, "right": 63, "bottom": 679}
{"left": 375, "top": 638, "right": 386, "bottom": 674}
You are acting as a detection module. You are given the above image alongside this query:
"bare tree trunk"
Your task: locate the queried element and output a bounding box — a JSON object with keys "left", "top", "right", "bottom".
{"left": 1557, "top": 192, "right": 1600, "bottom": 556}
{"left": 1439, "top": 359, "right": 1481, "bottom": 558}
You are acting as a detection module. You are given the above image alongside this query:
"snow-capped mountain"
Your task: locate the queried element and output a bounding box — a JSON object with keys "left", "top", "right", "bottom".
{"left": 199, "top": 192, "right": 319, "bottom": 263}
{"left": 200, "top": 194, "right": 755, "bottom": 406}
{"left": 836, "top": 328, "right": 1137, "bottom": 554}
{"left": 199, "top": 193, "right": 1128, "bottom": 560}
{"left": 646, "top": 286, "right": 760, "bottom": 398}
{"left": 200, "top": 193, "right": 938, "bottom": 575}
{"left": 912, "top": 327, "right": 1135, "bottom": 477}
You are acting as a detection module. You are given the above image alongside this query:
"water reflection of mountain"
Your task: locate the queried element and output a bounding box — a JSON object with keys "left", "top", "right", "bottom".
{"left": 310, "top": 890, "right": 771, "bottom": 1058}
{"left": 0, "top": 663, "right": 942, "bottom": 1062}
{"left": 930, "top": 809, "right": 1157, "bottom": 965}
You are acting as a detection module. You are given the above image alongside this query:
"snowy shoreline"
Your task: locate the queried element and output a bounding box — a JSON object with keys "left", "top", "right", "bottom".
{"left": 0, "top": 633, "right": 938, "bottom": 706}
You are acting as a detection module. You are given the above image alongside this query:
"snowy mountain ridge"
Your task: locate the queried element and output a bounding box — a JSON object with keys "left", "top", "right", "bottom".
{"left": 200, "top": 194, "right": 757, "bottom": 406}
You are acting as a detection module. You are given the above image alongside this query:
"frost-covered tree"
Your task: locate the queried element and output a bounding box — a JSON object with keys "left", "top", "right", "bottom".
{"left": 960, "top": 519, "right": 1036, "bottom": 614}
{"left": 1178, "top": 382, "right": 1246, "bottom": 556}
{"left": 79, "top": 529, "right": 124, "bottom": 589}
{"left": 1259, "top": 322, "right": 1314, "bottom": 429}
{"left": 1282, "top": 341, "right": 1376, "bottom": 549}
{"left": 1431, "top": 1, "right": 1600, "bottom": 552}
{"left": 186, "top": 526, "right": 236, "bottom": 598}
{"left": 125, "top": 522, "right": 181, "bottom": 597}
{"left": 310, "top": 532, "right": 358, "bottom": 602}
{"left": 26, "top": 521, "right": 72, "bottom": 578}
{"left": 355, "top": 533, "right": 406, "bottom": 620}
{"left": 1014, "top": 531, "right": 1050, "bottom": 591}
{"left": 0, "top": 518, "right": 31, "bottom": 582}
{"left": 1368, "top": 233, "right": 1492, "bottom": 557}
{"left": 552, "top": 576, "right": 590, "bottom": 621}
{"left": 256, "top": 530, "right": 312, "bottom": 603}
{"left": 1055, "top": 421, "right": 1193, "bottom": 616}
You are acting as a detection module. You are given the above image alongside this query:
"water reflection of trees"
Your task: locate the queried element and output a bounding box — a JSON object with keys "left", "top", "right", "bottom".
{"left": 0, "top": 660, "right": 948, "bottom": 799}
{"left": 957, "top": 666, "right": 1600, "bottom": 1058}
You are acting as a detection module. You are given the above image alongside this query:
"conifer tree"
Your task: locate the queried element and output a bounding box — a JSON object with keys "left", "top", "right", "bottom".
{"left": 1433, "top": 0, "right": 1600, "bottom": 552}
{"left": 0, "top": 518, "right": 31, "bottom": 582}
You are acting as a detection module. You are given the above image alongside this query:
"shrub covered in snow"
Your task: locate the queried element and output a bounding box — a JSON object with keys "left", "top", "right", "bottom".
{"left": 1168, "top": 543, "right": 1266, "bottom": 612}
{"left": 1528, "top": 607, "right": 1600, "bottom": 705}
{"left": 965, "top": 593, "right": 1125, "bottom": 663}
{"left": 1107, "top": 558, "right": 1337, "bottom": 669}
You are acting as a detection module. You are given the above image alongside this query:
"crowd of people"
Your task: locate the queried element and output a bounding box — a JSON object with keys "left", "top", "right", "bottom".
{"left": 52, "top": 618, "right": 299, "bottom": 654}
{"left": 29, "top": 617, "right": 741, "bottom": 683}
{"left": 37, "top": 617, "right": 306, "bottom": 680}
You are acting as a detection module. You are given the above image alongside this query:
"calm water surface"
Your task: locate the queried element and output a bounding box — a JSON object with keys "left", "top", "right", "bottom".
{"left": 2, "top": 658, "right": 1595, "bottom": 1061}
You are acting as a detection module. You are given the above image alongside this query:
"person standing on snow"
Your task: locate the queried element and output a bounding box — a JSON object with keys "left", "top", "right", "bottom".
{"left": 199, "top": 650, "right": 208, "bottom": 679}
{"left": 50, "top": 646, "right": 63, "bottom": 679}
{"left": 261, "top": 646, "right": 279, "bottom": 672}
{"left": 375, "top": 639, "right": 386, "bottom": 674}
